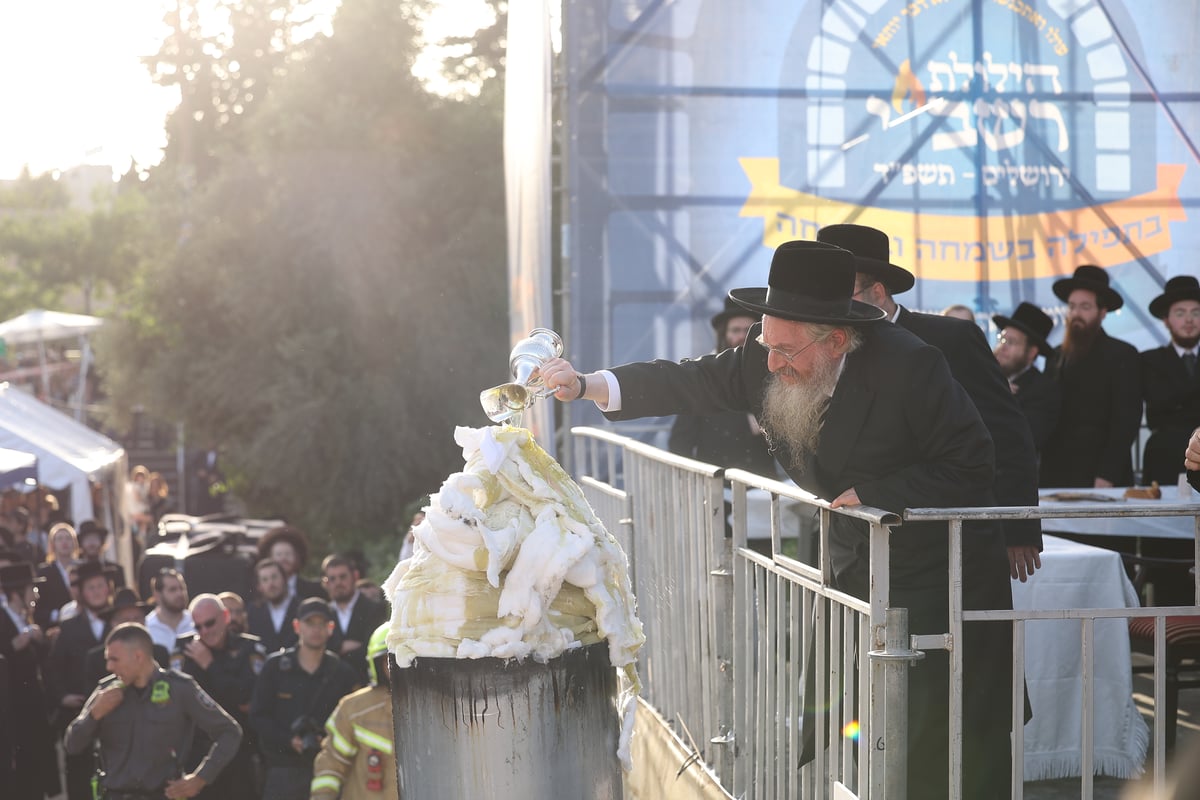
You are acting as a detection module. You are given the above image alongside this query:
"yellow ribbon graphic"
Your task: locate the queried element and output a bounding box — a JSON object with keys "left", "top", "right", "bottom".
{"left": 739, "top": 158, "right": 1187, "bottom": 280}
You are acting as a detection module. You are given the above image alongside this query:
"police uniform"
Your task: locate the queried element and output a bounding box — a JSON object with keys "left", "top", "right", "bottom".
{"left": 65, "top": 667, "right": 242, "bottom": 798}
{"left": 249, "top": 646, "right": 360, "bottom": 800}
{"left": 174, "top": 631, "right": 266, "bottom": 800}
{"left": 310, "top": 684, "right": 396, "bottom": 800}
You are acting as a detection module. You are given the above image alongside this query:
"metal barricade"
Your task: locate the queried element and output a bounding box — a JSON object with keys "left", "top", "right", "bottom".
{"left": 572, "top": 427, "right": 911, "bottom": 799}
{"left": 904, "top": 502, "right": 1200, "bottom": 800}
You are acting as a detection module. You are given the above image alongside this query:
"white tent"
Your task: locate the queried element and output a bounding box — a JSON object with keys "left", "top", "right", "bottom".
{"left": 0, "top": 309, "right": 105, "bottom": 416}
{"left": 0, "top": 382, "right": 126, "bottom": 535}
{"left": 0, "top": 309, "right": 104, "bottom": 346}
{"left": 0, "top": 446, "right": 37, "bottom": 489}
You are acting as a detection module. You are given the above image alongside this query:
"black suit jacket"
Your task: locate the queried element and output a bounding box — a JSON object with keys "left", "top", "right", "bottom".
{"left": 46, "top": 610, "right": 104, "bottom": 726}
{"left": 0, "top": 610, "right": 57, "bottom": 795}
{"left": 294, "top": 575, "right": 327, "bottom": 601}
{"left": 1141, "top": 345, "right": 1200, "bottom": 485}
{"left": 328, "top": 594, "right": 388, "bottom": 681}
{"left": 897, "top": 307, "right": 1042, "bottom": 549}
{"left": 605, "top": 321, "right": 1007, "bottom": 597}
{"left": 1041, "top": 330, "right": 1142, "bottom": 487}
{"left": 1010, "top": 366, "right": 1061, "bottom": 452}
{"left": 247, "top": 596, "right": 300, "bottom": 654}
{"left": 668, "top": 409, "right": 779, "bottom": 476}
{"left": 34, "top": 560, "right": 73, "bottom": 627}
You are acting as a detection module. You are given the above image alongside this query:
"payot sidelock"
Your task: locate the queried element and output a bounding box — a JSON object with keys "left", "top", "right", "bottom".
{"left": 479, "top": 328, "right": 563, "bottom": 423}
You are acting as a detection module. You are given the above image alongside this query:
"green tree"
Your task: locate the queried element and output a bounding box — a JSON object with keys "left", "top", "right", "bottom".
{"left": 101, "top": 0, "right": 508, "bottom": 554}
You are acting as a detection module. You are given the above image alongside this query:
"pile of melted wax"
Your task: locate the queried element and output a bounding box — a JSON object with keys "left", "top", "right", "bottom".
{"left": 383, "top": 425, "right": 645, "bottom": 768}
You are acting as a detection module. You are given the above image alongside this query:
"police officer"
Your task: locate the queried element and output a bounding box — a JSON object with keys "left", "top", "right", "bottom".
{"left": 249, "top": 596, "right": 359, "bottom": 800}
{"left": 65, "top": 622, "right": 242, "bottom": 800}
{"left": 175, "top": 593, "right": 266, "bottom": 800}
{"left": 311, "top": 623, "right": 397, "bottom": 800}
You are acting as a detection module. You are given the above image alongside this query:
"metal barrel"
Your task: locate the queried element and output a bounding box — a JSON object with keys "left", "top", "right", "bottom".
{"left": 390, "top": 642, "right": 623, "bottom": 799}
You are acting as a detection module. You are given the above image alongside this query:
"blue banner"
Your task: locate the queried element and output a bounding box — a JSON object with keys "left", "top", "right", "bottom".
{"left": 563, "top": 0, "right": 1198, "bottom": 432}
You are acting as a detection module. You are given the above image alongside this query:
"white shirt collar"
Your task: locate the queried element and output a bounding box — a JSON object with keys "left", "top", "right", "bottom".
{"left": 1173, "top": 343, "right": 1197, "bottom": 358}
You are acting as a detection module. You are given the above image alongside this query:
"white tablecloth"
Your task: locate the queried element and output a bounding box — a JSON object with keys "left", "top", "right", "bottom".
{"left": 1040, "top": 486, "right": 1200, "bottom": 540}
{"left": 1011, "top": 535, "right": 1149, "bottom": 781}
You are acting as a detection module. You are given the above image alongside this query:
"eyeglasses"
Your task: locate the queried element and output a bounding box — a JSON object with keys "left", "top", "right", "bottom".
{"left": 195, "top": 617, "right": 220, "bottom": 631}
{"left": 755, "top": 334, "right": 821, "bottom": 364}
{"left": 1169, "top": 308, "right": 1200, "bottom": 320}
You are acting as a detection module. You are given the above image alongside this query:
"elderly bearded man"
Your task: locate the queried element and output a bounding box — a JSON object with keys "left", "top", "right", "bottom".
{"left": 540, "top": 240, "right": 1014, "bottom": 800}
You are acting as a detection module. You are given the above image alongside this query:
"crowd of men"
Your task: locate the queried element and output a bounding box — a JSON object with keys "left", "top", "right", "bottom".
{"left": 0, "top": 519, "right": 399, "bottom": 800}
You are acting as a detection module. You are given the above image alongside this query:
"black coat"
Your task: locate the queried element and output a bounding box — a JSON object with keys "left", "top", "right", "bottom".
{"left": 897, "top": 308, "right": 1042, "bottom": 549}
{"left": 0, "top": 609, "right": 59, "bottom": 798}
{"left": 247, "top": 596, "right": 300, "bottom": 654}
{"left": 604, "top": 320, "right": 1014, "bottom": 800}
{"left": 34, "top": 560, "right": 73, "bottom": 628}
{"left": 1141, "top": 345, "right": 1200, "bottom": 485}
{"left": 294, "top": 575, "right": 327, "bottom": 601}
{"left": 1041, "top": 330, "right": 1142, "bottom": 487}
{"left": 47, "top": 611, "right": 105, "bottom": 726}
{"left": 1010, "top": 365, "right": 1061, "bottom": 452}
{"left": 668, "top": 409, "right": 779, "bottom": 476}
{"left": 327, "top": 594, "right": 388, "bottom": 682}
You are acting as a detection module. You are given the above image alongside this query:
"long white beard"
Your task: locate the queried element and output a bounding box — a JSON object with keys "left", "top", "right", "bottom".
{"left": 760, "top": 355, "right": 842, "bottom": 472}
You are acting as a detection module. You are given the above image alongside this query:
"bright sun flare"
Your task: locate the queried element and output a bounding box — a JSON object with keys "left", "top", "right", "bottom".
{"left": 0, "top": 0, "right": 494, "bottom": 181}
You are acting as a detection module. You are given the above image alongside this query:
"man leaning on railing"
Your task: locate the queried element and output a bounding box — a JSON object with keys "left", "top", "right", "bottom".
{"left": 540, "top": 239, "right": 1016, "bottom": 800}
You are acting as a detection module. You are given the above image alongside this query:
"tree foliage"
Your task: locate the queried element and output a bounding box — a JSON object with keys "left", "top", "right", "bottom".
{"left": 98, "top": 0, "right": 509, "bottom": 553}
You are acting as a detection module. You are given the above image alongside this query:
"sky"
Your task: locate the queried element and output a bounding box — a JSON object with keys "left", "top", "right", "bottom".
{"left": 0, "top": 0, "right": 493, "bottom": 181}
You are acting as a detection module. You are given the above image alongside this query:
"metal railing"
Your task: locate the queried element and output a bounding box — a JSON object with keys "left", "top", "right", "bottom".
{"left": 904, "top": 503, "right": 1200, "bottom": 800}
{"left": 573, "top": 426, "right": 1200, "bottom": 799}
{"left": 572, "top": 427, "right": 911, "bottom": 799}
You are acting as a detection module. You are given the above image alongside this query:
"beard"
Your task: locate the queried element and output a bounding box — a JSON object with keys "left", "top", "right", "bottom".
{"left": 1172, "top": 332, "right": 1200, "bottom": 350}
{"left": 760, "top": 354, "right": 843, "bottom": 472}
{"left": 1060, "top": 316, "right": 1101, "bottom": 364}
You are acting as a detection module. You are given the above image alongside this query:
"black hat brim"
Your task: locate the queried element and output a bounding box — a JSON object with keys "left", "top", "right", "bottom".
{"left": 852, "top": 255, "right": 916, "bottom": 295}
{"left": 1149, "top": 288, "right": 1200, "bottom": 319}
{"left": 993, "top": 314, "right": 1051, "bottom": 354}
{"left": 1052, "top": 278, "right": 1124, "bottom": 311}
{"left": 98, "top": 602, "right": 151, "bottom": 620}
{"left": 710, "top": 308, "right": 758, "bottom": 330}
{"left": 728, "top": 288, "right": 888, "bottom": 325}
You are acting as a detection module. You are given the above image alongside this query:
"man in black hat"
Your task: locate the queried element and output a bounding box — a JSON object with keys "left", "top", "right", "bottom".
{"left": 48, "top": 559, "right": 116, "bottom": 800}
{"left": 1141, "top": 276, "right": 1200, "bottom": 486}
{"left": 815, "top": 224, "right": 1043, "bottom": 582}
{"left": 0, "top": 562, "right": 58, "bottom": 799}
{"left": 540, "top": 239, "right": 1014, "bottom": 800}
{"left": 667, "top": 296, "right": 779, "bottom": 476}
{"left": 77, "top": 520, "right": 126, "bottom": 589}
{"left": 993, "top": 302, "right": 1061, "bottom": 452}
{"left": 1040, "top": 265, "right": 1142, "bottom": 488}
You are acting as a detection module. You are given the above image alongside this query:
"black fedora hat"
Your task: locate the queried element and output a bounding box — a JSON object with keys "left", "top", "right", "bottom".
{"left": 816, "top": 224, "right": 916, "bottom": 295}
{"left": 98, "top": 587, "right": 152, "bottom": 621}
{"left": 1149, "top": 275, "right": 1200, "bottom": 319}
{"left": 1052, "top": 265, "right": 1123, "bottom": 310}
{"left": 729, "top": 241, "right": 888, "bottom": 325}
{"left": 72, "top": 560, "right": 120, "bottom": 586}
{"left": 77, "top": 520, "right": 109, "bottom": 543}
{"left": 993, "top": 302, "right": 1054, "bottom": 354}
{"left": 0, "top": 561, "right": 44, "bottom": 590}
{"left": 710, "top": 297, "right": 758, "bottom": 331}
